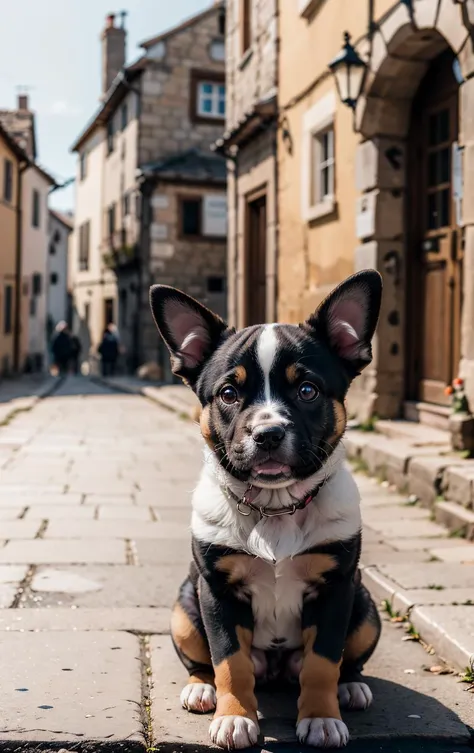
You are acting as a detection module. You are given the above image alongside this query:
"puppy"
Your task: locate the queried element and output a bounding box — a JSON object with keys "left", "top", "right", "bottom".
{"left": 150, "top": 270, "right": 382, "bottom": 749}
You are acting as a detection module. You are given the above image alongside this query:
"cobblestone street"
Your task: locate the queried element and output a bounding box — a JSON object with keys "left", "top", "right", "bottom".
{"left": 0, "top": 376, "right": 470, "bottom": 752}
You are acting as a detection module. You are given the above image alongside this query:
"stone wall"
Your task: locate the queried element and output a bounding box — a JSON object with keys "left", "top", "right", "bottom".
{"left": 139, "top": 10, "right": 225, "bottom": 166}
{"left": 225, "top": 0, "right": 277, "bottom": 130}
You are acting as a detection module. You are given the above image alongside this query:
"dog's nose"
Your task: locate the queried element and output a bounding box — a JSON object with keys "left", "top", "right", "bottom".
{"left": 252, "top": 424, "right": 286, "bottom": 450}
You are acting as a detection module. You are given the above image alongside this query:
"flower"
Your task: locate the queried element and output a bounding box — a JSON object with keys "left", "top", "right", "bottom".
{"left": 453, "top": 378, "right": 464, "bottom": 387}
{"left": 444, "top": 386, "right": 454, "bottom": 396}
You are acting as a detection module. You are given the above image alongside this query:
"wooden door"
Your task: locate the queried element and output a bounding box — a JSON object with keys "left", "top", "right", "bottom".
{"left": 245, "top": 192, "right": 267, "bottom": 325}
{"left": 407, "top": 50, "right": 462, "bottom": 406}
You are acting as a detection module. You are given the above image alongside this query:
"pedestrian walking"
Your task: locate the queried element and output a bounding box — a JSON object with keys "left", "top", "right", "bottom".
{"left": 51, "top": 321, "right": 72, "bottom": 376}
{"left": 70, "top": 334, "right": 82, "bottom": 375}
{"left": 98, "top": 324, "right": 119, "bottom": 377}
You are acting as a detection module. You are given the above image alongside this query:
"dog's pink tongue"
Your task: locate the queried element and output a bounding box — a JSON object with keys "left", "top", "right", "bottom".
{"left": 253, "top": 460, "right": 291, "bottom": 475}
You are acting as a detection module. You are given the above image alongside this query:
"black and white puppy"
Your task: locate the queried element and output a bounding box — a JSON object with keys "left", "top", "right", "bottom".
{"left": 150, "top": 270, "right": 382, "bottom": 750}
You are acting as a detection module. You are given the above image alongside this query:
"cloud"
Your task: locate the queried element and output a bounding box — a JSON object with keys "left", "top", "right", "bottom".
{"left": 50, "top": 100, "right": 83, "bottom": 117}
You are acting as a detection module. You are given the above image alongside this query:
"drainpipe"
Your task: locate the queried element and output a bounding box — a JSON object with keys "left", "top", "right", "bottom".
{"left": 13, "top": 161, "right": 29, "bottom": 373}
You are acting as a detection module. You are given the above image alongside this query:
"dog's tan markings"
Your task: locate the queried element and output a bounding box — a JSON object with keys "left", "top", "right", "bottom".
{"left": 344, "top": 617, "right": 380, "bottom": 663}
{"left": 297, "top": 627, "right": 341, "bottom": 722}
{"left": 294, "top": 553, "right": 337, "bottom": 583}
{"left": 171, "top": 602, "right": 212, "bottom": 670}
{"left": 200, "top": 405, "right": 215, "bottom": 450}
{"left": 216, "top": 554, "right": 257, "bottom": 585}
{"left": 213, "top": 626, "right": 258, "bottom": 722}
{"left": 327, "top": 399, "right": 347, "bottom": 446}
{"left": 234, "top": 366, "right": 247, "bottom": 386}
{"left": 286, "top": 364, "right": 299, "bottom": 384}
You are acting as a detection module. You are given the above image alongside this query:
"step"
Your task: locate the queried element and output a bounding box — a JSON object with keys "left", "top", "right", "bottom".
{"left": 434, "top": 499, "right": 474, "bottom": 540}
{"left": 376, "top": 418, "right": 450, "bottom": 447}
{"left": 403, "top": 401, "right": 451, "bottom": 432}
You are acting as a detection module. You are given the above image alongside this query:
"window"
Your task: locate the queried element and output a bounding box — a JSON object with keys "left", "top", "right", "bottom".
{"left": 4, "top": 285, "right": 13, "bottom": 335}
{"left": 197, "top": 81, "right": 225, "bottom": 119}
{"left": 241, "top": 0, "right": 252, "bottom": 54}
{"left": 49, "top": 243, "right": 56, "bottom": 256}
{"left": 79, "top": 151, "right": 87, "bottom": 181}
{"left": 108, "top": 203, "right": 116, "bottom": 237}
{"left": 121, "top": 102, "right": 128, "bottom": 130}
{"left": 122, "top": 192, "right": 130, "bottom": 217}
{"left": 84, "top": 302, "right": 90, "bottom": 325}
{"left": 32, "top": 189, "right": 40, "bottom": 228}
{"left": 50, "top": 272, "right": 58, "bottom": 285}
{"left": 3, "top": 159, "right": 13, "bottom": 202}
{"left": 301, "top": 92, "right": 336, "bottom": 222}
{"left": 207, "top": 276, "right": 225, "bottom": 293}
{"left": 180, "top": 197, "right": 202, "bottom": 237}
{"left": 311, "top": 128, "right": 334, "bottom": 205}
{"left": 104, "top": 298, "right": 114, "bottom": 327}
{"left": 79, "top": 221, "right": 90, "bottom": 271}
{"left": 32, "top": 273, "right": 42, "bottom": 296}
{"left": 29, "top": 296, "right": 36, "bottom": 317}
{"left": 218, "top": 8, "right": 226, "bottom": 36}
{"left": 107, "top": 119, "right": 114, "bottom": 154}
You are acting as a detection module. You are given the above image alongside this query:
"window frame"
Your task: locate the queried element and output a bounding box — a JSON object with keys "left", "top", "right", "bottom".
{"left": 50, "top": 272, "right": 59, "bottom": 285}
{"left": 79, "top": 150, "right": 87, "bottom": 181}
{"left": 107, "top": 203, "right": 116, "bottom": 237}
{"left": 3, "top": 159, "right": 13, "bottom": 203}
{"left": 107, "top": 119, "right": 114, "bottom": 155}
{"left": 301, "top": 91, "right": 337, "bottom": 222}
{"left": 190, "top": 69, "right": 225, "bottom": 125}
{"left": 32, "top": 188, "right": 41, "bottom": 228}
{"left": 121, "top": 102, "right": 128, "bottom": 130}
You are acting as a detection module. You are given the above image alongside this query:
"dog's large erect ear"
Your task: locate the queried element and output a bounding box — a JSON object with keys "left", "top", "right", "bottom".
{"left": 303, "top": 270, "right": 383, "bottom": 374}
{"left": 150, "top": 285, "right": 229, "bottom": 383}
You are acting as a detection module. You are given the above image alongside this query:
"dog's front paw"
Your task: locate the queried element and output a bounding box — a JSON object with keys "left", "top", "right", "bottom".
{"left": 180, "top": 683, "right": 216, "bottom": 713}
{"left": 296, "top": 718, "right": 349, "bottom": 748}
{"left": 338, "top": 682, "right": 373, "bottom": 711}
{"left": 209, "top": 715, "right": 259, "bottom": 749}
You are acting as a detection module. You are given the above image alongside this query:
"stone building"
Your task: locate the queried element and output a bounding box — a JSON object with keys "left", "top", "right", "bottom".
{"left": 70, "top": 4, "right": 227, "bottom": 374}
{"left": 226, "top": 0, "right": 474, "bottom": 430}
{"left": 215, "top": 0, "right": 278, "bottom": 328}
{"left": 47, "top": 210, "right": 73, "bottom": 337}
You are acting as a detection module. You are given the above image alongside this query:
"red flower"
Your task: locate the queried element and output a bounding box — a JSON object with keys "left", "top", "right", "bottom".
{"left": 444, "top": 386, "right": 454, "bottom": 396}
{"left": 453, "top": 378, "right": 464, "bottom": 387}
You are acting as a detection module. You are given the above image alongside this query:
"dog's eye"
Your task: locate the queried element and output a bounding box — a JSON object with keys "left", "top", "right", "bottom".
{"left": 220, "top": 385, "right": 238, "bottom": 405}
{"left": 298, "top": 382, "right": 319, "bottom": 402}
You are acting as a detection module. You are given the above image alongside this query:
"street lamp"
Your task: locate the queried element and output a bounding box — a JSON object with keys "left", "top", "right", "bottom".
{"left": 328, "top": 31, "right": 367, "bottom": 110}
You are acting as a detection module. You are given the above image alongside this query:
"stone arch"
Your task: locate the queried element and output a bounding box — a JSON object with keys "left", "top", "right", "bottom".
{"left": 350, "top": 0, "right": 474, "bottom": 422}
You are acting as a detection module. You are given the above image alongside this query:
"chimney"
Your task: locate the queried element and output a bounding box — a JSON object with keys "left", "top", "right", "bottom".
{"left": 101, "top": 12, "right": 126, "bottom": 96}
{"left": 18, "top": 94, "right": 29, "bottom": 111}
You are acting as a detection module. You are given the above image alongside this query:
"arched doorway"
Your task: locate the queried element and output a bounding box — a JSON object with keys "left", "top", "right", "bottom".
{"left": 406, "top": 49, "right": 462, "bottom": 407}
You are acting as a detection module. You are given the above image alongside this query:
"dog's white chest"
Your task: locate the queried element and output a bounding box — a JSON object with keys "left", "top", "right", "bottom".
{"left": 247, "top": 559, "right": 310, "bottom": 650}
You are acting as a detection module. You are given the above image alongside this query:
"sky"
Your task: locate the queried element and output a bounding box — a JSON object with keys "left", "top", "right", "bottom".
{"left": 0, "top": 0, "right": 210, "bottom": 212}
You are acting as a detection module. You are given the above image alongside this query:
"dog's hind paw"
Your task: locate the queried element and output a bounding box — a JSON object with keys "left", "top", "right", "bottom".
{"left": 209, "top": 715, "right": 259, "bottom": 749}
{"left": 296, "top": 718, "right": 349, "bottom": 748}
{"left": 180, "top": 683, "right": 216, "bottom": 713}
{"left": 338, "top": 682, "right": 373, "bottom": 711}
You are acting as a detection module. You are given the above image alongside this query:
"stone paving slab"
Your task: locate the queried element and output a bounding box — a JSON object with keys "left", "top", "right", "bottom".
{"left": 44, "top": 520, "right": 190, "bottom": 540}
{"left": 0, "top": 631, "right": 143, "bottom": 745}
{"left": 84, "top": 494, "right": 135, "bottom": 505}
{"left": 0, "top": 607, "right": 170, "bottom": 633}
{"left": 98, "top": 506, "right": 153, "bottom": 521}
{"left": 150, "top": 620, "right": 472, "bottom": 748}
{"left": 26, "top": 564, "right": 189, "bottom": 609}
{"left": 24, "top": 505, "right": 96, "bottom": 520}
{"left": 365, "top": 519, "right": 448, "bottom": 538}
{"left": 385, "top": 537, "right": 469, "bottom": 551}
{"left": 377, "top": 562, "right": 474, "bottom": 590}
{"left": 428, "top": 545, "right": 474, "bottom": 563}
{"left": 0, "top": 539, "right": 127, "bottom": 565}
{"left": 135, "top": 538, "right": 192, "bottom": 566}
{"left": 0, "top": 520, "right": 42, "bottom": 538}
{"left": 401, "top": 588, "right": 474, "bottom": 606}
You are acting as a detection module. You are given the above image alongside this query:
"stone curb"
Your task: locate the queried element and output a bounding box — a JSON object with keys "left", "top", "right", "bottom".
{"left": 361, "top": 566, "right": 473, "bottom": 671}
{"left": 346, "top": 428, "right": 474, "bottom": 539}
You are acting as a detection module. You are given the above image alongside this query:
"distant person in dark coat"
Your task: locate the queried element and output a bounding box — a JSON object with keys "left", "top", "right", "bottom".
{"left": 51, "top": 321, "right": 71, "bottom": 376}
{"left": 70, "top": 334, "right": 82, "bottom": 375}
{"left": 98, "top": 325, "right": 119, "bottom": 377}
